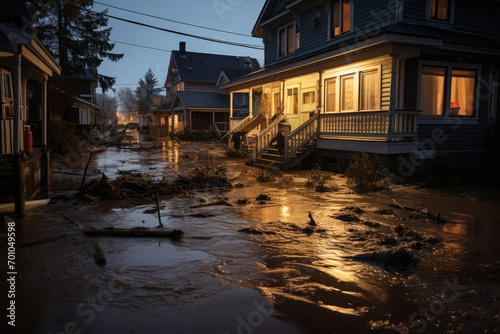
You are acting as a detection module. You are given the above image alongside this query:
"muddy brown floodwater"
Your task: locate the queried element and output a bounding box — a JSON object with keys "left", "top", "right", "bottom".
{"left": 1, "top": 135, "right": 500, "bottom": 334}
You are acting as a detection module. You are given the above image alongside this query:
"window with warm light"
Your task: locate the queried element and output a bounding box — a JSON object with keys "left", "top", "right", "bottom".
{"left": 331, "top": 0, "right": 351, "bottom": 39}
{"left": 430, "top": 0, "right": 451, "bottom": 21}
{"left": 303, "top": 91, "right": 315, "bottom": 105}
{"left": 325, "top": 78, "right": 337, "bottom": 112}
{"left": 278, "top": 22, "right": 299, "bottom": 58}
{"left": 360, "top": 69, "right": 380, "bottom": 111}
{"left": 341, "top": 75, "right": 354, "bottom": 112}
{"left": 287, "top": 87, "right": 299, "bottom": 114}
{"left": 325, "top": 67, "right": 381, "bottom": 113}
{"left": 420, "top": 65, "right": 477, "bottom": 117}
{"left": 420, "top": 66, "right": 446, "bottom": 116}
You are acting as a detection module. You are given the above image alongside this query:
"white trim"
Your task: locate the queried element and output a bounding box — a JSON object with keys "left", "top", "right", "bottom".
{"left": 417, "top": 60, "right": 481, "bottom": 122}
{"left": 323, "top": 65, "right": 382, "bottom": 113}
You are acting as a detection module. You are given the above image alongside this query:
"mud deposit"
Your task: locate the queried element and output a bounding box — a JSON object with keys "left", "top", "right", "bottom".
{"left": 2, "top": 137, "right": 500, "bottom": 334}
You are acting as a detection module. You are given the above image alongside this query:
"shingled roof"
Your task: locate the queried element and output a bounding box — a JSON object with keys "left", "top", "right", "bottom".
{"left": 171, "top": 50, "right": 260, "bottom": 84}
{"left": 172, "top": 91, "right": 230, "bottom": 110}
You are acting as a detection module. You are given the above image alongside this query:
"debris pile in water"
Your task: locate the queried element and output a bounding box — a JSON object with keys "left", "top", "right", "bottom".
{"left": 79, "top": 167, "right": 232, "bottom": 202}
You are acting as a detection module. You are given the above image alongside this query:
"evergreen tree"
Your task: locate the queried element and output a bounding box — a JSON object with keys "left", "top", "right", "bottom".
{"left": 135, "top": 68, "right": 162, "bottom": 108}
{"left": 27, "top": 0, "right": 123, "bottom": 92}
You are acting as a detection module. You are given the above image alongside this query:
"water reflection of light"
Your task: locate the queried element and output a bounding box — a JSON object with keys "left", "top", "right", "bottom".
{"left": 281, "top": 206, "right": 290, "bottom": 218}
{"left": 160, "top": 140, "right": 179, "bottom": 172}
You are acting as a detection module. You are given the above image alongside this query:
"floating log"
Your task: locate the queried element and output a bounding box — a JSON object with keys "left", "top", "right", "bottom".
{"left": 84, "top": 227, "right": 184, "bottom": 240}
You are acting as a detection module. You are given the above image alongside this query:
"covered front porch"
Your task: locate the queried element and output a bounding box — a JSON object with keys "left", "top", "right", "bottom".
{"left": 0, "top": 24, "right": 61, "bottom": 214}
{"left": 222, "top": 44, "right": 421, "bottom": 169}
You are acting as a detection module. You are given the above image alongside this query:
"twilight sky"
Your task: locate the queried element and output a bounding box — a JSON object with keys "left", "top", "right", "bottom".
{"left": 94, "top": 0, "right": 267, "bottom": 96}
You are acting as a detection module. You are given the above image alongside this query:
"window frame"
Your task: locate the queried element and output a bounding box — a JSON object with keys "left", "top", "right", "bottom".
{"left": 328, "top": 0, "right": 353, "bottom": 40}
{"left": 417, "top": 60, "right": 481, "bottom": 122}
{"left": 277, "top": 22, "right": 299, "bottom": 59}
{"left": 323, "top": 65, "right": 381, "bottom": 113}
{"left": 1, "top": 69, "right": 13, "bottom": 119}
{"left": 426, "top": 0, "right": 455, "bottom": 24}
{"left": 489, "top": 67, "right": 498, "bottom": 122}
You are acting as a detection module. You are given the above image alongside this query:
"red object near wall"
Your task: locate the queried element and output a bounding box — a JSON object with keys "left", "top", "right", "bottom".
{"left": 24, "top": 126, "right": 33, "bottom": 153}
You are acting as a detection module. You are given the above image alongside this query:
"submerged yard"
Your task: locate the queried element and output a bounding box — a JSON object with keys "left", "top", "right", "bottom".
{"left": 2, "top": 135, "right": 500, "bottom": 334}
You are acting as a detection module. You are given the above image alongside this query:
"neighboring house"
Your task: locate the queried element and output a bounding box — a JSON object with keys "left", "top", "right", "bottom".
{"left": 64, "top": 69, "right": 102, "bottom": 129}
{"left": 150, "top": 42, "right": 260, "bottom": 137}
{"left": 221, "top": 0, "right": 500, "bottom": 173}
{"left": 0, "top": 0, "right": 61, "bottom": 214}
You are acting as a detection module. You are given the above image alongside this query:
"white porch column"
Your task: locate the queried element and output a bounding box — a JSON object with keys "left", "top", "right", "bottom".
{"left": 13, "top": 51, "right": 22, "bottom": 154}
{"left": 42, "top": 78, "right": 48, "bottom": 146}
{"left": 230, "top": 92, "right": 233, "bottom": 118}
{"left": 249, "top": 88, "right": 253, "bottom": 117}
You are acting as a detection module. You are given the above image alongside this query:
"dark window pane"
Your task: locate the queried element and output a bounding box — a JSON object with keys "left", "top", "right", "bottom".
{"left": 332, "top": 0, "right": 340, "bottom": 37}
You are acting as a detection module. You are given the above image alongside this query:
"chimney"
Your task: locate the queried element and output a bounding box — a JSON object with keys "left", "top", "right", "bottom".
{"left": 179, "top": 41, "right": 186, "bottom": 55}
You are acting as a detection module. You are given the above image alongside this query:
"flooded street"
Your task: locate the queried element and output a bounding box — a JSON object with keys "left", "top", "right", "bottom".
{"left": 3, "top": 136, "right": 500, "bottom": 334}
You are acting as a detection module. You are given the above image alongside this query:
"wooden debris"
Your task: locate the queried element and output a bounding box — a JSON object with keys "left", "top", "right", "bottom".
{"left": 308, "top": 211, "right": 317, "bottom": 226}
{"left": 93, "top": 244, "right": 106, "bottom": 266}
{"left": 84, "top": 227, "right": 184, "bottom": 240}
{"left": 190, "top": 198, "right": 232, "bottom": 208}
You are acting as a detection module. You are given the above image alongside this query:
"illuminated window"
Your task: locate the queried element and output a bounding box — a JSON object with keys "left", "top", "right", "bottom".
{"left": 450, "top": 69, "right": 476, "bottom": 117}
{"left": 331, "top": 0, "right": 351, "bottom": 38}
{"left": 303, "top": 92, "right": 315, "bottom": 105}
{"left": 420, "top": 65, "right": 477, "bottom": 117}
{"left": 341, "top": 75, "right": 354, "bottom": 112}
{"left": 325, "top": 78, "right": 337, "bottom": 112}
{"left": 360, "top": 69, "right": 380, "bottom": 111}
{"left": 430, "top": 0, "right": 451, "bottom": 21}
{"left": 287, "top": 88, "right": 299, "bottom": 114}
{"left": 420, "top": 66, "right": 446, "bottom": 116}
{"left": 278, "top": 23, "right": 299, "bottom": 57}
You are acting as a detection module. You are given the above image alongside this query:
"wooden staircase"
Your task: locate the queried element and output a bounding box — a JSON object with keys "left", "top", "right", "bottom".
{"left": 255, "top": 114, "right": 319, "bottom": 170}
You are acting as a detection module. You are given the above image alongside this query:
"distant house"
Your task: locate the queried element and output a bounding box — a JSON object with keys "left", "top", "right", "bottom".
{"left": 0, "top": 0, "right": 61, "bottom": 213}
{"left": 221, "top": 0, "right": 500, "bottom": 173}
{"left": 150, "top": 42, "right": 260, "bottom": 137}
{"left": 64, "top": 69, "right": 102, "bottom": 130}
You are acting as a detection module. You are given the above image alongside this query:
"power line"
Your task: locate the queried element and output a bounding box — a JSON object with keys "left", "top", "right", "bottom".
{"left": 65, "top": 3, "right": 264, "bottom": 50}
{"left": 111, "top": 40, "right": 171, "bottom": 53}
{"left": 94, "top": 1, "right": 252, "bottom": 38}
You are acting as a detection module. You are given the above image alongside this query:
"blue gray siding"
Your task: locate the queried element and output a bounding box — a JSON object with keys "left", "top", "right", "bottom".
{"left": 403, "top": 0, "right": 500, "bottom": 37}
{"left": 262, "top": 0, "right": 398, "bottom": 68}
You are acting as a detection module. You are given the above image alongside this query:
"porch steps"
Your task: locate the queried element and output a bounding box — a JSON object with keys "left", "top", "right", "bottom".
{"left": 255, "top": 139, "right": 317, "bottom": 170}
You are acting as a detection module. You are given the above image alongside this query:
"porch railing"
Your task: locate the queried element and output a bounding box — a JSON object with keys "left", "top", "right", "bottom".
{"left": 214, "top": 122, "right": 230, "bottom": 133}
{"left": 256, "top": 114, "right": 287, "bottom": 158}
{"left": 222, "top": 114, "right": 253, "bottom": 140}
{"left": 319, "top": 110, "right": 420, "bottom": 140}
{"left": 149, "top": 125, "right": 169, "bottom": 138}
{"left": 284, "top": 114, "right": 319, "bottom": 161}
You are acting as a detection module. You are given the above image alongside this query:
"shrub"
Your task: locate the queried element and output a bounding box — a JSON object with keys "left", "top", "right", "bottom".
{"left": 346, "top": 152, "right": 390, "bottom": 192}
{"left": 305, "top": 165, "right": 333, "bottom": 189}
{"left": 256, "top": 163, "right": 283, "bottom": 182}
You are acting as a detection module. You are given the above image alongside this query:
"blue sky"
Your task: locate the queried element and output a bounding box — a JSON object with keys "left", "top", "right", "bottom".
{"left": 94, "top": 0, "right": 266, "bottom": 96}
